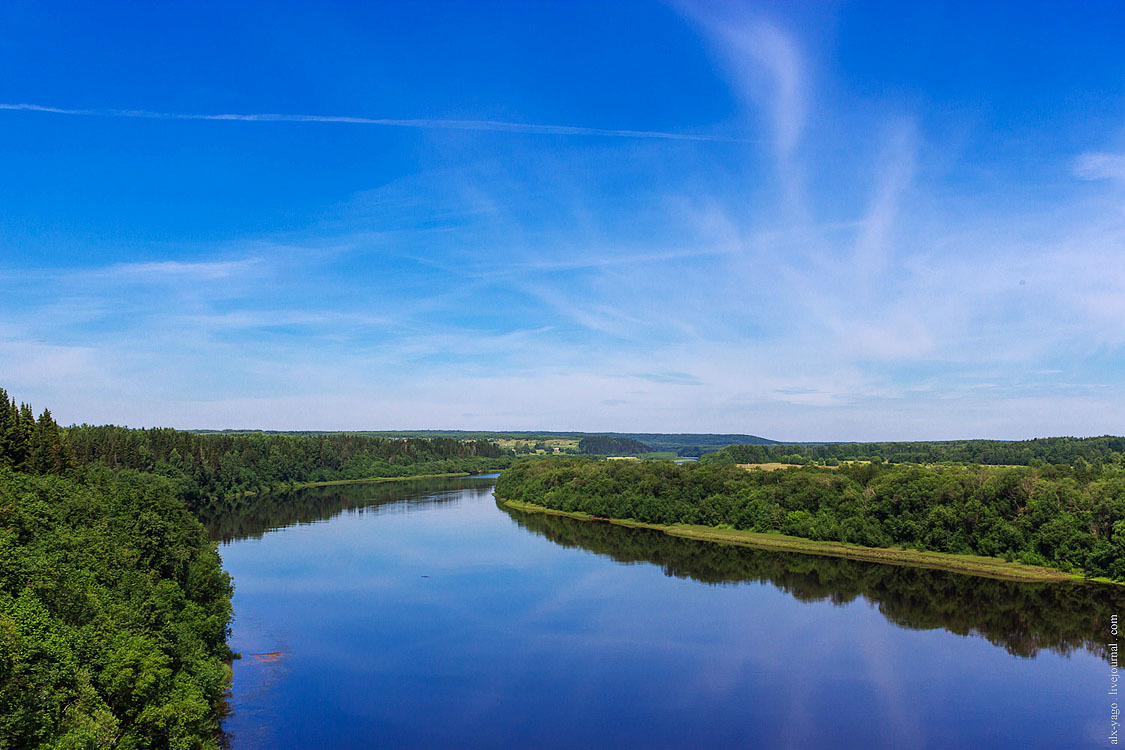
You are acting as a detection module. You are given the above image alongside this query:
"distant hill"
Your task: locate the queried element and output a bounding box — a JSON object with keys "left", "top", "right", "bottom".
{"left": 613, "top": 433, "right": 778, "bottom": 455}
{"left": 577, "top": 436, "right": 655, "bottom": 455}
{"left": 189, "top": 429, "right": 778, "bottom": 456}
{"left": 702, "top": 435, "right": 1125, "bottom": 466}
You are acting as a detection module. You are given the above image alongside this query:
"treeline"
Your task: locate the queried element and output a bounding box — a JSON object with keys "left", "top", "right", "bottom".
{"left": 622, "top": 432, "right": 778, "bottom": 455}
{"left": 65, "top": 425, "right": 509, "bottom": 508}
{"left": 495, "top": 457, "right": 1125, "bottom": 581}
{"left": 0, "top": 388, "right": 78, "bottom": 475}
{"left": 201, "top": 476, "right": 496, "bottom": 544}
{"left": 0, "top": 467, "right": 233, "bottom": 747}
{"left": 703, "top": 436, "right": 1125, "bottom": 467}
{"left": 1, "top": 388, "right": 512, "bottom": 508}
{"left": 577, "top": 436, "right": 654, "bottom": 455}
{"left": 314, "top": 430, "right": 780, "bottom": 457}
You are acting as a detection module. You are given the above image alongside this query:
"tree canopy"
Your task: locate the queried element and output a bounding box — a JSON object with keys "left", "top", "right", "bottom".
{"left": 496, "top": 457, "right": 1125, "bottom": 581}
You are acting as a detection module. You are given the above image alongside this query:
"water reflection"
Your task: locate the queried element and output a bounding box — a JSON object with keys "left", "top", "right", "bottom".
{"left": 201, "top": 477, "right": 496, "bottom": 543}
{"left": 498, "top": 500, "right": 1125, "bottom": 664}
{"left": 214, "top": 479, "right": 1114, "bottom": 748}
{"left": 203, "top": 478, "right": 1123, "bottom": 667}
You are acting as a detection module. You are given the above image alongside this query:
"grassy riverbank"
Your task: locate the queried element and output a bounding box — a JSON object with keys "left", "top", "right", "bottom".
{"left": 495, "top": 457, "right": 1125, "bottom": 582}
{"left": 497, "top": 497, "right": 1084, "bottom": 583}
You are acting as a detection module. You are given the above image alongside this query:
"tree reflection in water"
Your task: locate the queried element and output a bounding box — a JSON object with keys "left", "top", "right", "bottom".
{"left": 499, "top": 500, "right": 1124, "bottom": 664}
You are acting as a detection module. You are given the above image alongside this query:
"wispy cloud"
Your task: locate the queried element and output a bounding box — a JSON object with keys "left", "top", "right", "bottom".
{"left": 0, "top": 102, "right": 748, "bottom": 143}
{"left": 77, "top": 258, "right": 263, "bottom": 282}
{"left": 1074, "top": 151, "right": 1125, "bottom": 181}
{"left": 674, "top": 4, "right": 809, "bottom": 217}
{"left": 675, "top": 5, "right": 805, "bottom": 157}
{"left": 852, "top": 122, "right": 916, "bottom": 284}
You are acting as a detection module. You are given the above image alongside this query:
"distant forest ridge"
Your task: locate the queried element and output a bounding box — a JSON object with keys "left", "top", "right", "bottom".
{"left": 191, "top": 430, "right": 781, "bottom": 456}
{"left": 185, "top": 429, "right": 1125, "bottom": 462}
{"left": 577, "top": 436, "right": 655, "bottom": 455}
{"left": 1, "top": 387, "right": 511, "bottom": 507}
{"left": 703, "top": 436, "right": 1125, "bottom": 467}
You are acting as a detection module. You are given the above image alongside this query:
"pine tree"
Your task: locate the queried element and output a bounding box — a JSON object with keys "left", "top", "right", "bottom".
{"left": 13, "top": 402, "right": 35, "bottom": 471}
{"left": 0, "top": 388, "right": 14, "bottom": 468}
{"left": 57, "top": 430, "right": 78, "bottom": 473}
{"left": 30, "top": 408, "right": 58, "bottom": 474}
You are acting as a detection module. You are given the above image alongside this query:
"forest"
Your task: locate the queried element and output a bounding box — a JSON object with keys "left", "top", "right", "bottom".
{"left": 577, "top": 436, "right": 654, "bottom": 455}
{"left": 703, "top": 436, "right": 1125, "bottom": 466}
{"left": 1, "top": 389, "right": 510, "bottom": 511}
{"left": 0, "top": 464, "right": 233, "bottom": 747}
{"left": 230, "top": 429, "right": 779, "bottom": 457}
{"left": 67, "top": 425, "right": 510, "bottom": 509}
{"left": 495, "top": 457, "right": 1125, "bottom": 581}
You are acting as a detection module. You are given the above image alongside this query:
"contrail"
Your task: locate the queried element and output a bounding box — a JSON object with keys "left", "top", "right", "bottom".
{"left": 0, "top": 102, "right": 747, "bottom": 142}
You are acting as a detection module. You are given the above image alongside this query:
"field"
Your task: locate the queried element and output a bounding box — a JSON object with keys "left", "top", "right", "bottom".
{"left": 495, "top": 437, "right": 580, "bottom": 454}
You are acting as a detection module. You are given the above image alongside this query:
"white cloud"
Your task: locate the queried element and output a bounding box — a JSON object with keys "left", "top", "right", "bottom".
{"left": 93, "top": 259, "right": 262, "bottom": 281}
{"left": 675, "top": 5, "right": 805, "bottom": 158}
{"left": 1074, "top": 151, "right": 1125, "bottom": 181}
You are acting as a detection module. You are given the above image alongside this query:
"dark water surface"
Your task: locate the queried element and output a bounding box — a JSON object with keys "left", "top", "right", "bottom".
{"left": 209, "top": 477, "right": 1120, "bottom": 749}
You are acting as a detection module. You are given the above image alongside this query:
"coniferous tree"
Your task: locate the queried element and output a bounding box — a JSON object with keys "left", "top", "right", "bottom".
{"left": 0, "top": 388, "right": 14, "bottom": 467}
{"left": 12, "top": 402, "right": 35, "bottom": 471}
{"left": 29, "top": 408, "right": 58, "bottom": 474}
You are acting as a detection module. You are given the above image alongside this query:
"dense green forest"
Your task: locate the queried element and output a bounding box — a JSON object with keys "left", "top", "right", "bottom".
{"left": 495, "top": 457, "right": 1125, "bottom": 581}
{"left": 63, "top": 426, "right": 509, "bottom": 508}
{"left": 0, "top": 391, "right": 78, "bottom": 476}
{"left": 186, "top": 430, "right": 1125, "bottom": 463}
{"left": 577, "top": 436, "right": 654, "bottom": 455}
{"left": 197, "top": 430, "right": 778, "bottom": 457}
{"left": 0, "top": 467, "right": 232, "bottom": 747}
{"left": 1, "top": 389, "right": 512, "bottom": 511}
{"left": 703, "top": 435, "right": 1125, "bottom": 466}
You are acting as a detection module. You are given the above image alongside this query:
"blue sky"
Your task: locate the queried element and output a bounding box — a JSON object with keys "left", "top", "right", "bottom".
{"left": 2, "top": 1, "right": 1124, "bottom": 440}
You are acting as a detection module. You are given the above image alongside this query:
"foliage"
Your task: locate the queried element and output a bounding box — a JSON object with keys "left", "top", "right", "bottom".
{"left": 65, "top": 425, "right": 510, "bottom": 508}
{"left": 577, "top": 436, "right": 654, "bottom": 456}
{"left": 0, "top": 388, "right": 78, "bottom": 476}
{"left": 702, "top": 435, "right": 1125, "bottom": 467}
{"left": 495, "top": 457, "right": 1125, "bottom": 581}
{"left": 219, "top": 429, "right": 778, "bottom": 457}
{"left": 0, "top": 467, "right": 233, "bottom": 748}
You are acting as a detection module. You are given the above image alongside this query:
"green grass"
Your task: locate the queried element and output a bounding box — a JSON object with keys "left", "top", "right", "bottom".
{"left": 497, "top": 498, "right": 1100, "bottom": 584}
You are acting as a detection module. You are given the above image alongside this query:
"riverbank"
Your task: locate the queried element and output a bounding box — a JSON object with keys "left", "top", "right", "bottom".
{"left": 497, "top": 497, "right": 1090, "bottom": 583}
{"left": 237, "top": 471, "right": 485, "bottom": 497}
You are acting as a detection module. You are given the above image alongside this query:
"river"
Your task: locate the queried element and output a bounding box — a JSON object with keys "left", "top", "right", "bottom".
{"left": 206, "top": 475, "right": 1119, "bottom": 748}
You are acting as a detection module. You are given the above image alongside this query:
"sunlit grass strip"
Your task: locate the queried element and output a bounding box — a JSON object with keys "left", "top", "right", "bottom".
{"left": 497, "top": 497, "right": 1093, "bottom": 584}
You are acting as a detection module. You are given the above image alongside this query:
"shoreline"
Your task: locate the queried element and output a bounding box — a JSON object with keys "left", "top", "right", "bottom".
{"left": 497, "top": 497, "right": 1112, "bottom": 584}
{"left": 234, "top": 471, "right": 496, "bottom": 498}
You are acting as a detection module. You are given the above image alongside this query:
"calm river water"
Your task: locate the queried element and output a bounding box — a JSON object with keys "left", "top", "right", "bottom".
{"left": 206, "top": 476, "right": 1120, "bottom": 749}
